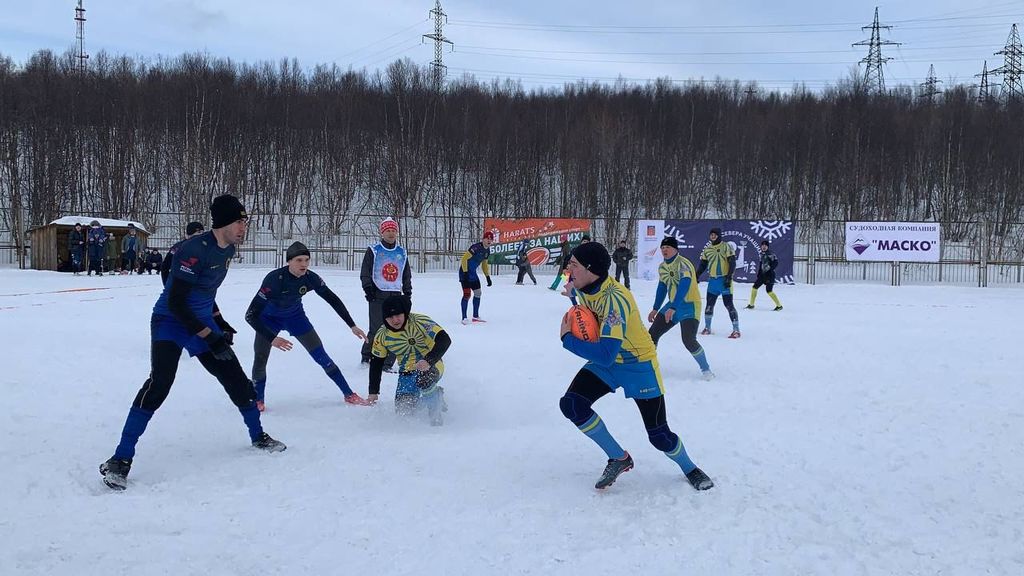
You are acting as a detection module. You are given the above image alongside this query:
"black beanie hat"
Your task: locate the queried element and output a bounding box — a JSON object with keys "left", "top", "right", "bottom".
{"left": 571, "top": 241, "right": 611, "bottom": 277}
{"left": 381, "top": 294, "right": 411, "bottom": 319}
{"left": 210, "top": 195, "right": 247, "bottom": 229}
{"left": 286, "top": 241, "right": 310, "bottom": 261}
{"left": 710, "top": 227, "right": 722, "bottom": 237}
{"left": 761, "top": 240, "right": 770, "bottom": 247}
{"left": 660, "top": 236, "right": 678, "bottom": 249}
{"left": 185, "top": 221, "right": 204, "bottom": 236}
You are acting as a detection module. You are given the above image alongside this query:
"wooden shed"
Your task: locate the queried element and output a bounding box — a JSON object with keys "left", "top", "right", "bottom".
{"left": 27, "top": 216, "right": 150, "bottom": 272}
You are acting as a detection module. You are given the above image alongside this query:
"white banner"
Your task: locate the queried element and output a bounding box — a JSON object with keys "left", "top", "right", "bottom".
{"left": 845, "top": 222, "right": 941, "bottom": 262}
{"left": 636, "top": 220, "right": 665, "bottom": 281}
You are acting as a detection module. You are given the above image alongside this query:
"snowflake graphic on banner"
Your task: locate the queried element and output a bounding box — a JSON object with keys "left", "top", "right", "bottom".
{"left": 749, "top": 220, "right": 792, "bottom": 240}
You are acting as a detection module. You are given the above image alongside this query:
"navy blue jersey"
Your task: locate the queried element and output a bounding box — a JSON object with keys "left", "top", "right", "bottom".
{"left": 255, "top": 267, "right": 331, "bottom": 314}
{"left": 161, "top": 238, "right": 189, "bottom": 284}
{"left": 245, "top": 266, "right": 355, "bottom": 341}
{"left": 153, "top": 231, "right": 234, "bottom": 322}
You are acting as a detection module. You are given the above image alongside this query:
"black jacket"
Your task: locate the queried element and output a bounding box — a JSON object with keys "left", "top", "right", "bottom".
{"left": 757, "top": 250, "right": 779, "bottom": 278}
{"left": 612, "top": 247, "right": 633, "bottom": 267}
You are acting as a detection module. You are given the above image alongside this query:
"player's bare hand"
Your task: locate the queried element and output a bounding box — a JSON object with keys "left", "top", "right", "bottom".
{"left": 414, "top": 359, "right": 431, "bottom": 372}
{"left": 560, "top": 312, "right": 572, "bottom": 338}
{"left": 272, "top": 337, "right": 293, "bottom": 351}
{"left": 351, "top": 326, "right": 367, "bottom": 341}
{"left": 367, "top": 394, "right": 379, "bottom": 405}
{"left": 647, "top": 309, "right": 658, "bottom": 323}
{"left": 664, "top": 308, "right": 675, "bottom": 323}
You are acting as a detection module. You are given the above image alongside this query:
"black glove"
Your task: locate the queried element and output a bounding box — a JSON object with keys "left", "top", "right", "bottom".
{"left": 364, "top": 288, "right": 376, "bottom": 303}
{"left": 203, "top": 332, "right": 236, "bottom": 361}
{"left": 724, "top": 276, "right": 732, "bottom": 289}
{"left": 214, "top": 316, "right": 237, "bottom": 346}
{"left": 485, "top": 276, "right": 492, "bottom": 287}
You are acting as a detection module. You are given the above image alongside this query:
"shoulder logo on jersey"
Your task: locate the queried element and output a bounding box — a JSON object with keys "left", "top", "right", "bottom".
{"left": 382, "top": 262, "right": 400, "bottom": 282}
{"left": 179, "top": 257, "right": 199, "bottom": 275}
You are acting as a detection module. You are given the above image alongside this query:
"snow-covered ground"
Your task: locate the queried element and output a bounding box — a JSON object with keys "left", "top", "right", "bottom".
{"left": 1, "top": 267, "right": 1021, "bottom": 575}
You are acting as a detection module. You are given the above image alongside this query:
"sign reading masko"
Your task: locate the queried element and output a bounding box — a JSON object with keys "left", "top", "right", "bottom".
{"left": 844, "top": 222, "right": 941, "bottom": 263}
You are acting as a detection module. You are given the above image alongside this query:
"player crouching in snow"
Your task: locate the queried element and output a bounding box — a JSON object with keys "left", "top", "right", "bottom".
{"left": 558, "top": 241, "right": 713, "bottom": 491}
{"left": 368, "top": 295, "right": 452, "bottom": 426}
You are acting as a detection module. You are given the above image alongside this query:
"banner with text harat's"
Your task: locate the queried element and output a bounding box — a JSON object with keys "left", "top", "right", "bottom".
{"left": 637, "top": 219, "right": 797, "bottom": 284}
{"left": 483, "top": 218, "right": 591, "bottom": 266}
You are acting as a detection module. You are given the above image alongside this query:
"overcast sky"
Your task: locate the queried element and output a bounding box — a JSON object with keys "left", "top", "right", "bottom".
{"left": 2, "top": 0, "right": 1022, "bottom": 92}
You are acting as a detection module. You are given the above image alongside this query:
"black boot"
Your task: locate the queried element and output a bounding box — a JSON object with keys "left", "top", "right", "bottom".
{"left": 595, "top": 452, "right": 634, "bottom": 489}
{"left": 99, "top": 457, "right": 132, "bottom": 491}
{"left": 252, "top": 432, "right": 287, "bottom": 453}
{"left": 686, "top": 467, "right": 714, "bottom": 490}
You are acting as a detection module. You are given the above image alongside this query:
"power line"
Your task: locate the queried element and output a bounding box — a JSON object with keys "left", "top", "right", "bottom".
{"left": 448, "top": 13, "right": 1022, "bottom": 30}
{"left": 991, "top": 23, "right": 1023, "bottom": 99}
{"left": 455, "top": 43, "right": 999, "bottom": 57}
{"left": 422, "top": 0, "right": 454, "bottom": 86}
{"left": 919, "top": 64, "right": 943, "bottom": 101}
{"left": 447, "top": 21, "right": 1012, "bottom": 36}
{"left": 74, "top": 0, "right": 88, "bottom": 75}
{"left": 451, "top": 50, "right": 982, "bottom": 66}
{"left": 853, "top": 7, "right": 900, "bottom": 93}
{"left": 975, "top": 60, "right": 994, "bottom": 102}
{"left": 338, "top": 18, "right": 429, "bottom": 61}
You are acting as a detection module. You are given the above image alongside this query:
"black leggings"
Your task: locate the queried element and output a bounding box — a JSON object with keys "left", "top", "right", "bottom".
{"left": 752, "top": 276, "right": 776, "bottom": 292}
{"left": 132, "top": 340, "right": 256, "bottom": 412}
{"left": 705, "top": 293, "right": 739, "bottom": 322}
{"left": 560, "top": 368, "right": 671, "bottom": 435}
{"left": 648, "top": 315, "right": 702, "bottom": 354}
{"left": 251, "top": 328, "right": 326, "bottom": 383}
{"left": 516, "top": 266, "right": 537, "bottom": 283}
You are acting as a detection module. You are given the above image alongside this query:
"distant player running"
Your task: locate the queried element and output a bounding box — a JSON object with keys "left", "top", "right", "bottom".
{"left": 245, "top": 241, "right": 370, "bottom": 411}
{"left": 558, "top": 241, "right": 713, "bottom": 491}
{"left": 697, "top": 227, "right": 741, "bottom": 338}
{"left": 647, "top": 236, "right": 713, "bottom": 380}
{"left": 458, "top": 232, "right": 494, "bottom": 324}
{"left": 746, "top": 240, "right": 783, "bottom": 311}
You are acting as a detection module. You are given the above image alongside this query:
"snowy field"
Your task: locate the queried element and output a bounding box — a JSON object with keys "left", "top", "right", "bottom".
{"left": 1, "top": 267, "right": 1021, "bottom": 576}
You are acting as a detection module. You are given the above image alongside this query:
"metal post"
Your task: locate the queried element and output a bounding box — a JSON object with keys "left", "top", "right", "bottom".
{"left": 979, "top": 220, "right": 989, "bottom": 287}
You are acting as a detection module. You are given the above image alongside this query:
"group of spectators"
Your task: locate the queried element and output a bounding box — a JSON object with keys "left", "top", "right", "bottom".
{"left": 66, "top": 221, "right": 162, "bottom": 276}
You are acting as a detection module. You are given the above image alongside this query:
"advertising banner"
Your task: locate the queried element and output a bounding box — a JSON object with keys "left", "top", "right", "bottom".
{"left": 636, "top": 219, "right": 665, "bottom": 281}
{"left": 484, "top": 218, "right": 591, "bottom": 266}
{"left": 638, "top": 220, "right": 797, "bottom": 284}
{"left": 844, "top": 222, "right": 941, "bottom": 263}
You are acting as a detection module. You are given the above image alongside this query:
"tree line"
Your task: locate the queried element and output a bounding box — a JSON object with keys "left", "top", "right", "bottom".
{"left": 1, "top": 49, "right": 1021, "bottom": 258}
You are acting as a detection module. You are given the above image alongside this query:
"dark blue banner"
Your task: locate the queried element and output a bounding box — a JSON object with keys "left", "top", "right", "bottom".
{"left": 663, "top": 220, "right": 796, "bottom": 284}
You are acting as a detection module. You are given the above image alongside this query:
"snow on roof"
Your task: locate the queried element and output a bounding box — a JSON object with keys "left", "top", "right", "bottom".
{"left": 48, "top": 216, "right": 149, "bottom": 233}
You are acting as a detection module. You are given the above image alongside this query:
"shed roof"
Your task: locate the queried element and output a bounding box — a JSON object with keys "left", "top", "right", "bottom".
{"left": 45, "top": 216, "right": 149, "bottom": 233}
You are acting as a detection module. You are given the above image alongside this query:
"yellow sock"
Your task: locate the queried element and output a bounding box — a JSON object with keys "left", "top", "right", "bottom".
{"left": 748, "top": 286, "right": 758, "bottom": 305}
{"left": 769, "top": 292, "right": 782, "bottom": 307}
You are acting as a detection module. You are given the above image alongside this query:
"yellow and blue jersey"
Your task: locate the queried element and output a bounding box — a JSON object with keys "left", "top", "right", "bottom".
{"left": 575, "top": 276, "right": 657, "bottom": 364}
{"left": 700, "top": 242, "right": 734, "bottom": 278}
{"left": 653, "top": 255, "right": 702, "bottom": 320}
{"left": 459, "top": 242, "right": 491, "bottom": 279}
{"left": 371, "top": 313, "right": 446, "bottom": 374}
